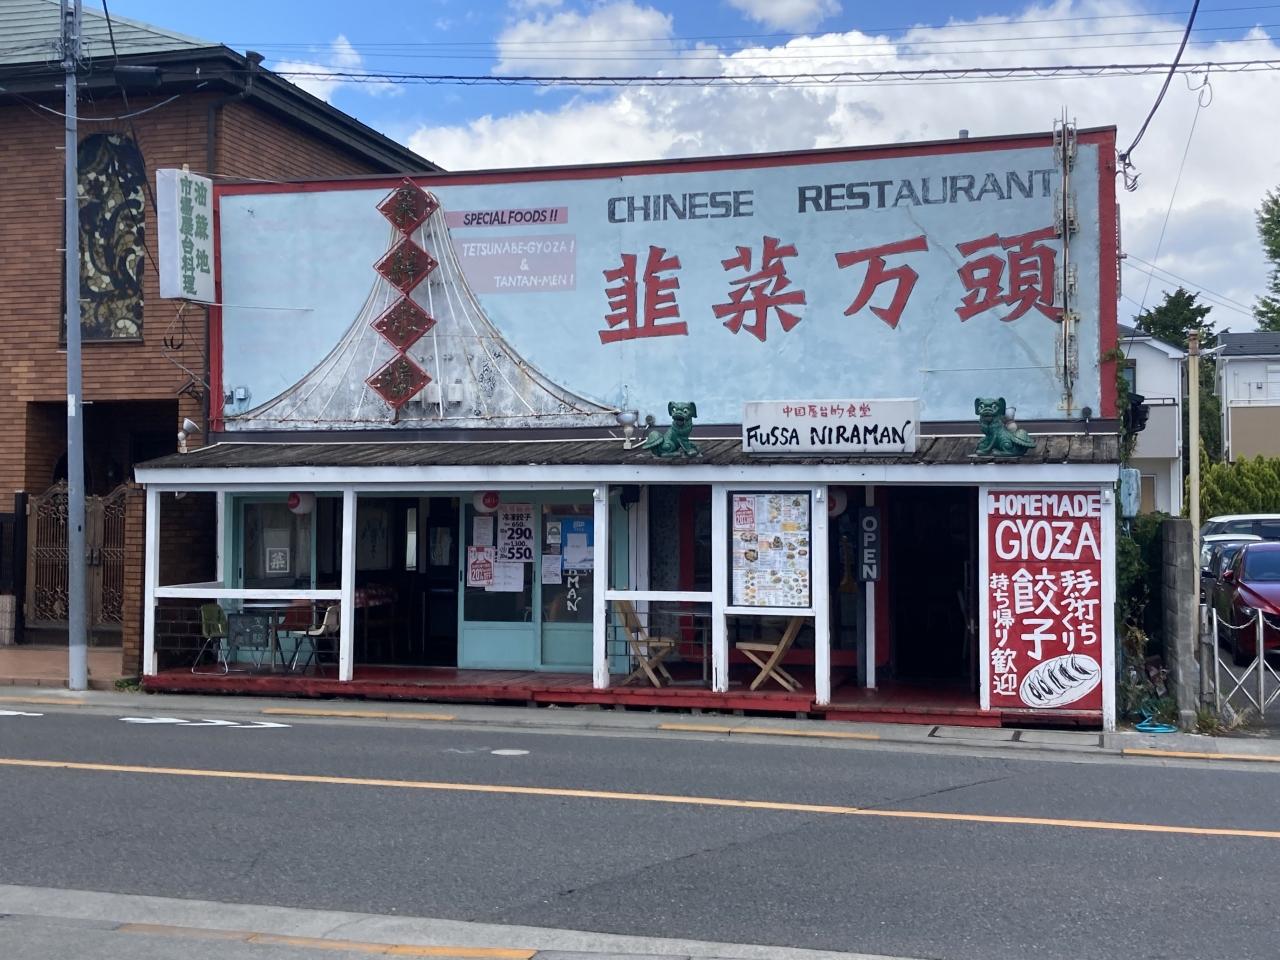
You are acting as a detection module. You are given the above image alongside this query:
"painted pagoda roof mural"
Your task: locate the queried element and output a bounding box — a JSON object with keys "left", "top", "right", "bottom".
{"left": 228, "top": 182, "right": 619, "bottom": 430}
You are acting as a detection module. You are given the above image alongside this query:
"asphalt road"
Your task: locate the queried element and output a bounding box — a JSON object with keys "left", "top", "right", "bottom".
{"left": 2, "top": 705, "right": 1279, "bottom": 960}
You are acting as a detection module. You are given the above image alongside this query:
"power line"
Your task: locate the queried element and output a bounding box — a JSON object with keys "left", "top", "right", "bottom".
{"left": 1118, "top": 0, "right": 1201, "bottom": 190}
{"left": 214, "top": 4, "right": 1280, "bottom": 48}
{"left": 1121, "top": 260, "right": 1254, "bottom": 317}
{"left": 220, "top": 21, "right": 1280, "bottom": 62}
{"left": 248, "top": 31, "right": 1280, "bottom": 66}
{"left": 1139, "top": 74, "right": 1211, "bottom": 313}
{"left": 1126, "top": 253, "right": 1255, "bottom": 312}
{"left": 260, "top": 57, "right": 1280, "bottom": 87}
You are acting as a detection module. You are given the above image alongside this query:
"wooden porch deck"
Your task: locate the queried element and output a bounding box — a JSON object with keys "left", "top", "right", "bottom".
{"left": 137, "top": 664, "right": 1053, "bottom": 726}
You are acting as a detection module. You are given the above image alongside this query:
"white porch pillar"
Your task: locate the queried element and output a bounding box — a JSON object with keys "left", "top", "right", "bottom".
{"left": 710, "top": 482, "right": 729, "bottom": 693}
{"left": 339, "top": 488, "right": 356, "bottom": 682}
{"left": 592, "top": 484, "right": 610, "bottom": 689}
{"left": 812, "top": 484, "right": 831, "bottom": 706}
{"left": 1100, "top": 483, "right": 1117, "bottom": 732}
{"left": 214, "top": 491, "right": 226, "bottom": 583}
{"left": 142, "top": 485, "right": 159, "bottom": 676}
{"left": 863, "top": 486, "right": 877, "bottom": 690}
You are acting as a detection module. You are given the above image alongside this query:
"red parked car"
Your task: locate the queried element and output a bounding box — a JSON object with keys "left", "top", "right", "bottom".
{"left": 1213, "top": 541, "right": 1280, "bottom": 664}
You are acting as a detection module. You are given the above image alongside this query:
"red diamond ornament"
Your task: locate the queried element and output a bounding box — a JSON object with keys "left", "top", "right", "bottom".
{"left": 374, "top": 238, "right": 438, "bottom": 294}
{"left": 377, "top": 183, "right": 439, "bottom": 233}
{"left": 366, "top": 354, "right": 431, "bottom": 410}
{"left": 372, "top": 297, "right": 436, "bottom": 351}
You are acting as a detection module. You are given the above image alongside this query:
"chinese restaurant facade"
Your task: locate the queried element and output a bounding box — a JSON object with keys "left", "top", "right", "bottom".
{"left": 135, "top": 125, "right": 1122, "bottom": 728}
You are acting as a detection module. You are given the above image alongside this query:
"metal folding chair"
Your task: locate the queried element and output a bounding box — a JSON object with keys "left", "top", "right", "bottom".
{"left": 192, "top": 603, "right": 229, "bottom": 674}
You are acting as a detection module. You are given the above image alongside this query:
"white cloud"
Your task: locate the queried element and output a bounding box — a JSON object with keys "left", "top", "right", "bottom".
{"left": 726, "top": 0, "right": 841, "bottom": 32}
{"left": 510, "top": 0, "right": 564, "bottom": 10}
{"left": 408, "top": 0, "right": 1280, "bottom": 328}
{"left": 273, "top": 35, "right": 402, "bottom": 103}
{"left": 495, "top": 1, "right": 678, "bottom": 77}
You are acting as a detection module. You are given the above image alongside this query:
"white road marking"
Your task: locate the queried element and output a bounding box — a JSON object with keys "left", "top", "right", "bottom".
{"left": 120, "top": 717, "right": 189, "bottom": 725}
{"left": 119, "top": 717, "right": 290, "bottom": 729}
{"left": 0, "top": 710, "right": 42, "bottom": 717}
{"left": 490, "top": 749, "right": 530, "bottom": 757}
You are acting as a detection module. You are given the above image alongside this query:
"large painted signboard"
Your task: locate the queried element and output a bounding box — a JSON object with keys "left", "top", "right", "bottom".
{"left": 215, "top": 130, "right": 1115, "bottom": 431}
{"left": 981, "top": 489, "right": 1107, "bottom": 714}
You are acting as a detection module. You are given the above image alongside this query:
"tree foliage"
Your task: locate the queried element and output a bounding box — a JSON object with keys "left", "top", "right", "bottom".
{"left": 1197, "top": 451, "right": 1280, "bottom": 518}
{"left": 1134, "top": 287, "right": 1216, "bottom": 349}
{"left": 1257, "top": 188, "right": 1280, "bottom": 332}
{"left": 1129, "top": 287, "right": 1221, "bottom": 463}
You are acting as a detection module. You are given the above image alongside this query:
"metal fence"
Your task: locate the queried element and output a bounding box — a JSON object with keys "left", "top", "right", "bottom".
{"left": 0, "top": 512, "right": 16, "bottom": 594}
{"left": 1207, "top": 608, "right": 1280, "bottom": 718}
{"left": 605, "top": 601, "right": 713, "bottom": 687}
{"left": 155, "top": 599, "right": 338, "bottom": 675}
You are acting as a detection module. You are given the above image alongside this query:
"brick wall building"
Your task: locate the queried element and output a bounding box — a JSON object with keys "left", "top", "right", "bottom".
{"left": 0, "top": 1, "right": 435, "bottom": 669}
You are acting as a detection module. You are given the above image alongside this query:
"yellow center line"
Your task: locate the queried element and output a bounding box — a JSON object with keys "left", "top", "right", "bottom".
{"left": 3, "top": 756, "right": 1277, "bottom": 841}
{"left": 261, "top": 707, "right": 457, "bottom": 722}
{"left": 659, "top": 722, "right": 879, "bottom": 741}
{"left": 1124, "top": 747, "right": 1280, "bottom": 764}
{"left": 117, "top": 923, "right": 533, "bottom": 958}
{"left": 0, "top": 696, "right": 87, "bottom": 706}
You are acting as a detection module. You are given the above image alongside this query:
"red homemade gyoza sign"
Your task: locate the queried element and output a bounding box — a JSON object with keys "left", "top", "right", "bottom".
{"left": 985, "top": 490, "right": 1103, "bottom": 712}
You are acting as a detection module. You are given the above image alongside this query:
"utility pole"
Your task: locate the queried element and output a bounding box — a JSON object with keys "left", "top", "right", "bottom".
{"left": 62, "top": 0, "right": 87, "bottom": 691}
{"left": 1188, "top": 332, "right": 1201, "bottom": 564}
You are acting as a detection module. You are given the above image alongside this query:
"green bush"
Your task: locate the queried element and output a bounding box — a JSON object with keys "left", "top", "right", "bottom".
{"left": 1198, "top": 453, "right": 1280, "bottom": 519}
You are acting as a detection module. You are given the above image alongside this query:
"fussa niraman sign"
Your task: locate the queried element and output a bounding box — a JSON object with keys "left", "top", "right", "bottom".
{"left": 742, "top": 399, "right": 919, "bottom": 454}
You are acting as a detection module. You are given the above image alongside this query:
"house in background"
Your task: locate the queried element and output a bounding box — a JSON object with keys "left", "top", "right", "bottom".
{"left": 1217, "top": 332, "right": 1280, "bottom": 461}
{"left": 1118, "top": 322, "right": 1184, "bottom": 514}
{"left": 0, "top": 0, "right": 432, "bottom": 673}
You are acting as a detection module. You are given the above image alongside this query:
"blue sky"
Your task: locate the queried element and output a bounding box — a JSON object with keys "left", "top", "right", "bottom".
{"left": 99, "top": 0, "right": 1280, "bottom": 329}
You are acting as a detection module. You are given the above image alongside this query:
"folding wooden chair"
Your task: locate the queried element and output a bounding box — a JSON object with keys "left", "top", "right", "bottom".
{"left": 614, "top": 599, "right": 676, "bottom": 687}
{"left": 736, "top": 616, "right": 805, "bottom": 692}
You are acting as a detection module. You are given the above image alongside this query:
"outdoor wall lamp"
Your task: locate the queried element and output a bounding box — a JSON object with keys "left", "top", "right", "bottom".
{"left": 616, "top": 409, "right": 639, "bottom": 448}
{"left": 177, "top": 417, "right": 201, "bottom": 454}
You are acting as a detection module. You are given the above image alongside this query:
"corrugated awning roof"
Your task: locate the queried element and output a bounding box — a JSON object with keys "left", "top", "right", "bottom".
{"left": 139, "top": 434, "right": 1120, "bottom": 471}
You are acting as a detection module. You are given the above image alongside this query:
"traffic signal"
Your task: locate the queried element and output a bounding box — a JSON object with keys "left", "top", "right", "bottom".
{"left": 1124, "top": 392, "right": 1150, "bottom": 434}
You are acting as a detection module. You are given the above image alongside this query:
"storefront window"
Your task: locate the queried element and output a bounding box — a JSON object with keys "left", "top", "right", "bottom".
{"left": 648, "top": 486, "right": 711, "bottom": 591}
{"left": 242, "top": 501, "right": 312, "bottom": 589}
{"left": 542, "top": 503, "right": 593, "bottom": 624}
{"left": 462, "top": 504, "right": 532, "bottom": 622}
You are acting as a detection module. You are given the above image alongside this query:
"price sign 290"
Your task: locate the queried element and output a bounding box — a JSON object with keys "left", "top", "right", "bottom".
{"left": 497, "top": 504, "right": 535, "bottom": 562}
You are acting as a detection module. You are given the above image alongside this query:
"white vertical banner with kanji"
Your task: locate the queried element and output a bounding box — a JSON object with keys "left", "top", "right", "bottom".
{"left": 979, "top": 487, "right": 1110, "bottom": 718}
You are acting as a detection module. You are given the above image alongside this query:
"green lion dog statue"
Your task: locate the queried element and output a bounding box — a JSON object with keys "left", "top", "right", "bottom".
{"left": 974, "top": 397, "right": 1035, "bottom": 458}
{"left": 639, "top": 401, "right": 701, "bottom": 458}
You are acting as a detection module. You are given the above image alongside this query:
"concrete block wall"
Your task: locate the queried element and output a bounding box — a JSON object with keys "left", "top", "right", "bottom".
{"left": 1161, "top": 518, "right": 1197, "bottom": 728}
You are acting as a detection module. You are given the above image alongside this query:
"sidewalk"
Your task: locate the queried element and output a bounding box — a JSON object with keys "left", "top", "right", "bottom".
{"left": 0, "top": 646, "right": 123, "bottom": 690}
{"left": 4, "top": 684, "right": 1280, "bottom": 764}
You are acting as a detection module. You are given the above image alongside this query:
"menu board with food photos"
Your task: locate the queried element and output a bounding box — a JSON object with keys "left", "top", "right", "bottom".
{"left": 730, "top": 492, "right": 812, "bottom": 608}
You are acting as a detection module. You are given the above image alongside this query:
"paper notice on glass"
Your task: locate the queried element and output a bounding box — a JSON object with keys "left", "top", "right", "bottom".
{"left": 541, "top": 553, "right": 563, "bottom": 585}
{"left": 466, "top": 546, "right": 495, "bottom": 587}
{"left": 497, "top": 503, "right": 536, "bottom": 562}
{"left": 487, "top": 561, "right": 524, "bottom": 592}
{"left": 545, "top": 521, "right": 562, "bottom": 546}
{"left": 563, "top": 532, "right": 592, "bottom": 571}
{"left": 473, "top": 514, "right": 494, "bottom": 547}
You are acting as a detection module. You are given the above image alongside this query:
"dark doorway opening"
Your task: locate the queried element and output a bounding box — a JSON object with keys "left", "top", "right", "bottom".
{"left": 344, "top": 496, "right": 459, "bottom": 668}
{"left": 888, "top": 486, "right": 977, "bottom": 684}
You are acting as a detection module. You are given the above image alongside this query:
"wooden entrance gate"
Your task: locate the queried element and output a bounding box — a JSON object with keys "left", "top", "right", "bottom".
{"left": 24, "top": 482, "right": 126, "bottom": 635}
